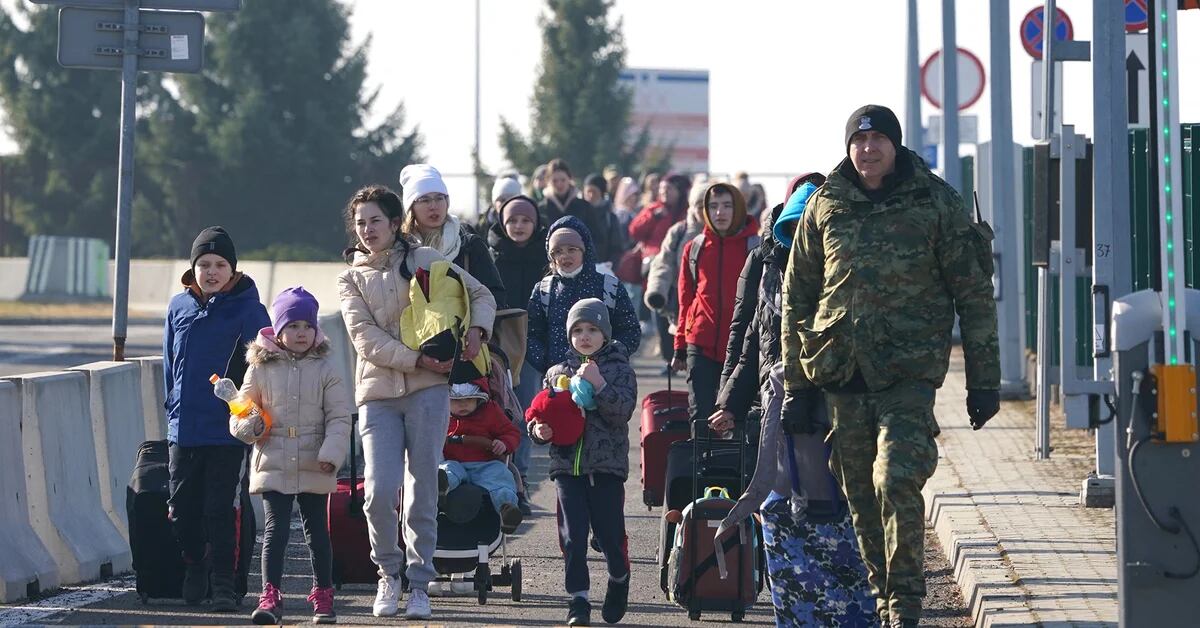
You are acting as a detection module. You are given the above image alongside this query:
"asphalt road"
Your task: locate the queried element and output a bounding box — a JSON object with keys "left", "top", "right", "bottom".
{"left": 0, "top": 332, "right": 971, "bottom": 627}
{"left": 0, "top": 322, "right": 162, "bottom": 377}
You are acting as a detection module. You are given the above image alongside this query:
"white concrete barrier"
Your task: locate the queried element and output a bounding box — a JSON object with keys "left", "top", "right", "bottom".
{"left": 116, "top": 259, "right": 188, "bottom": 313}
{"left": 23, "top": 236, "right": 110, "bottom": 300}
{"left": 131, "top": 356, "right": 167, "bottom": 440}
{"left": 4, "top": 371, "right": 132, "bottom": 584}
{"left": 69, "top": 361, "right": 146, "bottom": 539}
{"left": 0, "top": 381, "right": 60, "bottom": 602}
{"left": 0, "top": 258, "right": 30, "bottom": 301}
{"left": 268, "top": 263, "right": 345, "bottom": 314}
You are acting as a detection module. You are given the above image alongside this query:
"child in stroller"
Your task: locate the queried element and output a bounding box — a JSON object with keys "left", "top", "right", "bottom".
{"left": 431, "top": 380, "right": 526, "bottom": 603}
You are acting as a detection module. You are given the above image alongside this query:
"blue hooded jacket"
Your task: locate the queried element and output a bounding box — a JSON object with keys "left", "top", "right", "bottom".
{"left": 772, "top": 182, "right": 819, "bottom": 248}
{"left": 163, "top": 271, "right": 271, "bottom": 447}
{"left": 525, "top": 216, "right": 640, "bottom": 373}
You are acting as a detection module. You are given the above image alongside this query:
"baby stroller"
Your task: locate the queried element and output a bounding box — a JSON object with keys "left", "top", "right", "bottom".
{"left": 428, "top": 456, "right": 525, "bottom": 604}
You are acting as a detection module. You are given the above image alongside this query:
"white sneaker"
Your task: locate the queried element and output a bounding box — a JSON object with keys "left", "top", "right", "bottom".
{"left": 404, "top": 587, "right": 432, "bottom": 620}
{"left": 373, "top": 574, "right": 400, "bottom": 617}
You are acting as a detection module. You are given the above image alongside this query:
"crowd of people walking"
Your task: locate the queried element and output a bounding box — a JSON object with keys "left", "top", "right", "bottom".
{"left": 158, "top": 104, "right": 1000, "bottom": 627}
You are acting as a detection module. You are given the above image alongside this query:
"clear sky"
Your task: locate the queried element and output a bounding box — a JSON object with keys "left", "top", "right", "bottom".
{"left": 4, "top": 1, "right": 1200, "bottom": 209}
{"left": 348, "top": 0, "right": 1200, "bottom": 208}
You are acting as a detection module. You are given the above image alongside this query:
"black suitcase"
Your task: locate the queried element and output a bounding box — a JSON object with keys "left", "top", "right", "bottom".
{"left": 126, "top": 440, "right": 256, "bottom": 604}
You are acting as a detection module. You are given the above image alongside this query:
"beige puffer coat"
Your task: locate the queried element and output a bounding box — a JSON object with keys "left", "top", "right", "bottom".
{"left": 234, "top": 330, "right": 354, "bottom": 495}
{"left": 337, "top": 243, "right": 497, "bottom": 406}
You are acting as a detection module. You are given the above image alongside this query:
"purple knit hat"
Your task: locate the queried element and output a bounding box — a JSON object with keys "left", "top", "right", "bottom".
{"left": 272, "top": 286, "right": 320, "bottom": 336}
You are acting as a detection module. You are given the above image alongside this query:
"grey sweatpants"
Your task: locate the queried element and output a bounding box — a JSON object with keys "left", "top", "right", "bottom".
{"left": 359, "top": 385, "right": 449, "bottom": 591}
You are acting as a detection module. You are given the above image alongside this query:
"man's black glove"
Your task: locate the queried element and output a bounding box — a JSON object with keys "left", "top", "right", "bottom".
{"left": 781, "top": 389, "right": 821, "bottom": 435}
{"left": 966, "top": 389, "right": 1000, "bottom": 430}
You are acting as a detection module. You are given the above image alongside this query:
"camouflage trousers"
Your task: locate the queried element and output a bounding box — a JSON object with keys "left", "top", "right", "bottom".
{"left": 825, "top": 381, "right": 939, "bottom": 623}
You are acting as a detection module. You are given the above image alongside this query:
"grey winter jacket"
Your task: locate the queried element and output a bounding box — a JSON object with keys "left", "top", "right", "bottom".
{"left": 644, "top": 216, "right": 702, "bottom": 322}
{"left": 538, "top": 340, "right": 638, "bottom": 480}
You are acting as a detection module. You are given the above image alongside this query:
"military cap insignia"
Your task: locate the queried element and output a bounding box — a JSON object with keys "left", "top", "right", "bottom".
{"left": 858, "top": 116, "right": 872, "bottom": 131}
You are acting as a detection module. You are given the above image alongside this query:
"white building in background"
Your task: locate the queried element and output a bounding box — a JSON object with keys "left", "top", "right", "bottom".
{"left": 618, "top": 68, "right": 710, "bottom": 174}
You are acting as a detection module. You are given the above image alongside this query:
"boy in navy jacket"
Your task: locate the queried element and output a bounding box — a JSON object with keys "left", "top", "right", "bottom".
{"left": 163, "top": 226, "right": 271, "bottom": 610}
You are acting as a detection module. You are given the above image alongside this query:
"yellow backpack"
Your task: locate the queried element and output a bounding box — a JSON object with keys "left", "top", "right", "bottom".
{"left": 400, "top": 260, "right": 490, "bottom": 382}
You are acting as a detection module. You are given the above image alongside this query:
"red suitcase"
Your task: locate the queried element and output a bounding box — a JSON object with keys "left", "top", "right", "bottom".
{"left": 640, "top": 371, "right": 690, "bottom": 507}
{"left": 329, "top": 415, "right": 403, "bottom": 587}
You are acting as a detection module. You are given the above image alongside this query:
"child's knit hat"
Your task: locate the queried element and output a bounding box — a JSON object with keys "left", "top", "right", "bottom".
{"left": 548, "top": 227, "right": 584, "bottom": 252}
{"left": 190, "top": 226, "right": 237, "bottom": 270}
{"left": 271, "top": 286, "right": 320, "bottom": 337}
{"left": 449, "top": 381, "right": 490, "bottom": 403}
{"left": 566, "top": 298, "right": 611, "bottom": 341}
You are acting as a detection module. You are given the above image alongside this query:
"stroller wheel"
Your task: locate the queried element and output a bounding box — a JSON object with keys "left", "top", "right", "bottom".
{"left": 509, "top": 559, "right": 522, "bottom": 602}
{"left": 475, "top": 564, "right": 491, "bottom": 605}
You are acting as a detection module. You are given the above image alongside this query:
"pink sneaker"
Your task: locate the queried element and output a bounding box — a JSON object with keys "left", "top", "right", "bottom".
{"left": 308, "top": 586, "right": 337, "bottom": 624}
{"left": 251, "top": 582, "right": 282, "bottom": 625}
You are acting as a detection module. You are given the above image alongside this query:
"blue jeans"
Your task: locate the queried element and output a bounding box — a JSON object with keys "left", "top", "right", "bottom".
{"left": 440, "top": 460, "right": 518, "bottom": 512}
{"left": 512, "top": 362, "right": 542, "bottom": 478}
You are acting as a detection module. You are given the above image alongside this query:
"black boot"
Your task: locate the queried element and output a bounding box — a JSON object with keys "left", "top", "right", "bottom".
{"left": 181, "top": 558, "right": 209, "bottom": 606}
{"left": 601, "top": 576, "right": 629, "bottom": 624}
{"left": 567, "top": 596, "right": 591, "bottom": 626}
{"left": 890, "top": 618, "right": 919, "bottom": 628}
{"left": 209, "top": 573, "right": 238, "bottom": 612}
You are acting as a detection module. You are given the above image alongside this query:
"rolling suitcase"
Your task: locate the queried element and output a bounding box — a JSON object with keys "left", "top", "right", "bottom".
{"left": 127, "top": 439, "right": 255, "bottom": 603}
{"left": 665, "top": 427, "right": 759, "bottom": 621}
{"left": 639, "top": 370, "right": 690, "bottom": 507}
{"left": 328, "top": 414, "right": 404, "bottom": 587}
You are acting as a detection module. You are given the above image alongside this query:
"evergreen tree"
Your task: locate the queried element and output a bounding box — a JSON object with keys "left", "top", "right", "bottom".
{"left": 0, "top": 4, "right": 158, "bottom": 252}
{"left": 500, "top": 0, "right": 651, "bottom": 179}
{"left": 144, "top": 0, "right": 422, "bottom": 257}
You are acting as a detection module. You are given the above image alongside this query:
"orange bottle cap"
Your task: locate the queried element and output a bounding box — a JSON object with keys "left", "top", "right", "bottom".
{"left": 209, "top": 374, "right": 220, "bottom": 384}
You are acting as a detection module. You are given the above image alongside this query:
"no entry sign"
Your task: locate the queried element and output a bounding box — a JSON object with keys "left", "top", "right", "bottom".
{"left": 1020, "top": 6, "right": 1074, "bottom": 60}
{"left": 920, "top": 48, "right": 986, "bottom": 111}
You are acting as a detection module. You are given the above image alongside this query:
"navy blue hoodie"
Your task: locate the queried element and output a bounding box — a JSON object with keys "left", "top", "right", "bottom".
{"left": 525, "top": 216, "right": 640, "bottom": 373}
{"left": 163, "top": 271, "right": 271, "bottom": 447}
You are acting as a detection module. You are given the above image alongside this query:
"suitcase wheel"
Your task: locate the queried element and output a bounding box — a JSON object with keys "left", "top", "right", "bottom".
{"left": 138, "top": 592, "right": 149, "bottom": 605}
{"left": 732, "top": 609, "right": 744, "bottom": 622}
{"left": 688, "top": 609, "right": 701, "bottom": 621}
{"left": 509, "top": 559, "right": 522, "bottom": 602}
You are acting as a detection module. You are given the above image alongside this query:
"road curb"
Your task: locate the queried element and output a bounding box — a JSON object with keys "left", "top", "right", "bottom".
{"left": 924, "top": 449, "right": 1038, "bottom": 627}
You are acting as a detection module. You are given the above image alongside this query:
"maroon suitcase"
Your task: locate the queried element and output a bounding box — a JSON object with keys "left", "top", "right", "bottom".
{"left": 328, "top": 415, "right": 403, "bottom": 587}
{"left": 640, "top": 371, "right": 690, "bottom": 507}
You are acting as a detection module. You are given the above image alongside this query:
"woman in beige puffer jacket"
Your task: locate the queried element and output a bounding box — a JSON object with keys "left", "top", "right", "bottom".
{"left": 336, "top": 182, "right": 495, "bottom": 620}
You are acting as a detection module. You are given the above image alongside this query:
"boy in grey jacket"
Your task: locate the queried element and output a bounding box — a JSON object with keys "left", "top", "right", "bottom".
{"left": 530, "top": 298, "right": 637, "bottom": 626}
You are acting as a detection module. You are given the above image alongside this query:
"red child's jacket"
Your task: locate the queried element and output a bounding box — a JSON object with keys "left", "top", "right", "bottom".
{"left": 676, "top": 183, "right": 760, "bottom": 364}
{"left": 444, "top": 399, "right": 521, "bottom": 463}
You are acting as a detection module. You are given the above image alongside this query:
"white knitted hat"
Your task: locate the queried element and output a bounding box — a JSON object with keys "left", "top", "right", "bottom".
{"left": 398, "top": 164, "right": 449, "bottom": 210}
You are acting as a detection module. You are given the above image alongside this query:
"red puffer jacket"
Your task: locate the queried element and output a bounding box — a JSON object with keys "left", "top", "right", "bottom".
{"left": 676, "top": 201, "right": 760, "bottom": 364}
{"left": 443, "top": 400, "right": 521, "bottom": 464}
{"left": 628, "top": 201, "right": 684, "bottom": 257}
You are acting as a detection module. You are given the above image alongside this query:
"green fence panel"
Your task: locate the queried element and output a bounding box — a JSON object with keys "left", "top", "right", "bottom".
{"left": 1131, "top": 128, "right": 1156, "bottom": 291}
{"left": 1023, "top": 146, "right": 1038, "bottom": 353}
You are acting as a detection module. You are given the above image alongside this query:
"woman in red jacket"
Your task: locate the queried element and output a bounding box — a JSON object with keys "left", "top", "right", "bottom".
{"left": 671, "top": 182, "right": 760, "bottom": 424}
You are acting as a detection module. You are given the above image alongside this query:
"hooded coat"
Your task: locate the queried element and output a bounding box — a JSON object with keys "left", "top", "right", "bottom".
{"left": 718, "top": 174, "right": 825, "bottom": 415}
{"left": 539, "top": 340, "right": 638, "bottom": 480}
{"left": 164, "top": 270, "right": 272, "bottom": 447}
{"left": 444, "top": 399, "right": 521, "bottom": 464}
{"left": 674, "top": 183, "right": 760, "bottom": 364}
{"left": 525, "top": 216, "right": 640, "bottom": 373}
{"left": 539, "top": 187, "right": 618, "bottom": 264}
{"left": 487, "top": 219, "right": 549, "bottom": 311}
{"left": 235, "top": 330, "right": 353, "bottom": 495}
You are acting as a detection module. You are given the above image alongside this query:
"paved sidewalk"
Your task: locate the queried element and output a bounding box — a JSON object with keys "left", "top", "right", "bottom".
{"left": 925, "top": 351, "right": 1117, "bottom": 627}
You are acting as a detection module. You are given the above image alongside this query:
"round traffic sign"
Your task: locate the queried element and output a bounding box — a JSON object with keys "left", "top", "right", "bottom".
{"left": 920, "top": 48, "right": 986, "bottom": 111}
{"left": 1019, "top": 6, "right": 1074, "bottom": 60}
{"left": 1126, "top": 0, "right": 1149, "bottom": 32}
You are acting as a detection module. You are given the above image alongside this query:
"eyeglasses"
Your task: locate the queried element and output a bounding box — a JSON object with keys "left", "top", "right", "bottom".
{"left": 413, "top": 194, "right": 448, "bottom": 208}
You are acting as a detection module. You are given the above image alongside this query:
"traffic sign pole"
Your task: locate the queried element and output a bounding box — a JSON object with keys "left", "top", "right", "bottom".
{"left": 111, "top": 0, "right": 138, "bottom": 361}
{"left": 941, "top": 0, "right": 960, "bottom": 195}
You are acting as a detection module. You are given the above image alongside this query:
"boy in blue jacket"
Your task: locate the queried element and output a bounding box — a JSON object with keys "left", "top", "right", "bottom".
{"left": 163, "top": 226, "right": 271, "bottom": 610}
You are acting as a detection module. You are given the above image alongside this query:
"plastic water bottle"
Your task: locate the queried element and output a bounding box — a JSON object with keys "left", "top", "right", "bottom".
{"left": 210, "top": 374, "right": 272, "bottom": 436}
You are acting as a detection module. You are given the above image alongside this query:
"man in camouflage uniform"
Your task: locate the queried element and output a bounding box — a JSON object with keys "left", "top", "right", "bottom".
{"left": 780, "top": 104, "right": 1000, "bottom": 628}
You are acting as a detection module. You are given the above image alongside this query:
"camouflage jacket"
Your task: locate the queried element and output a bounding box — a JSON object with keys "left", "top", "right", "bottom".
{"left": 781, "top": 150, "right": 1000, "bottom": 393}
